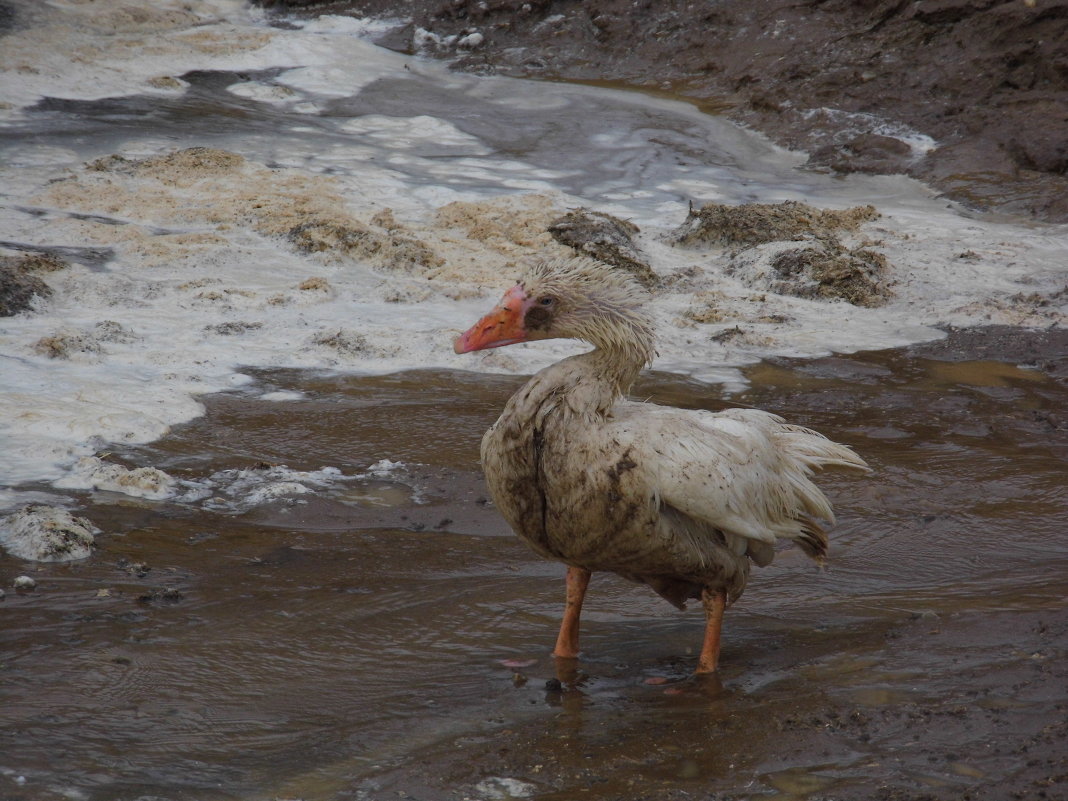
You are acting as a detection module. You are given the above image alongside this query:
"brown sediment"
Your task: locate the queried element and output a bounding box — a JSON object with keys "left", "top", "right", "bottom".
{"left": 767, "top": 245, "right": 891, "bottom": 307}
{"left": 434, "top": 193, "right": 560, "bottom": 250}
{"left": 287, "top": 219, "right": 443, "bottom": 271}
{"left": 32, "top": 320, "right": 137, "bottom": 359}
{"left": 36, "top": 147, "right": 448, "bottom": 272}
{"left": 672, "top": 201, "right": 891, "bottom": 307}
{"left": 670, "top": 201, "right": 878, "bottom": 250}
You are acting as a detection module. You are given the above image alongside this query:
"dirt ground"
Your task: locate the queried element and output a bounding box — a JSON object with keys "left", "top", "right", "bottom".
{"left": 259, "top": 0, "right": 1068, "bottom": 224}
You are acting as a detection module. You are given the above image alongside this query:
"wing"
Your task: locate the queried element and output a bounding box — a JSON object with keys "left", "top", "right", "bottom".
{"left": 606, "top": 403, "right": 868, "bottom": 562}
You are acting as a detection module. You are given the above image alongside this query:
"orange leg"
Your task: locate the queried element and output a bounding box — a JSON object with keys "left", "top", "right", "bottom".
{"left": 696, "top": 588, "right": 727, "bottom": 674}
{"left": 552, "top": 566, "right": 592, "bottom": 659}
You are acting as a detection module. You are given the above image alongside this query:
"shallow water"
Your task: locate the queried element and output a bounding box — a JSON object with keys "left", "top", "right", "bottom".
{"left": 3, "top": 339, "right": 1066, "bottom": 800}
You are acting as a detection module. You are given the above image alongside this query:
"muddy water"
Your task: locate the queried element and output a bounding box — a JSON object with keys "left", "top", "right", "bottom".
{"left": 2, "top": 335, "right": 1067, "bottom": 801}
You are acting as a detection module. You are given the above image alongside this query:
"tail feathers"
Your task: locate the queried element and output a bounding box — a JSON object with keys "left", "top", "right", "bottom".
{"left": 783, "top": 468, "right": 836, "bottom": 523}
{"left": 776, "top": 425, "right": 870, "bottom": 473}
{"left": 775, "top": 425, "right": 864, "bottom": 566}
{"left": 795, "top": 516, "right": 829, "bottom": 565}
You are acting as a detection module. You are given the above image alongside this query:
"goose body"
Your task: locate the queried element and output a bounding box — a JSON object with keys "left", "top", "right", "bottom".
{"left": 455, "top": 256, "right": 867, "bottom": 672}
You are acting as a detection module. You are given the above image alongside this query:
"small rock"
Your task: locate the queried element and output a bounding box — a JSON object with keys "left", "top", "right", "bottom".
{"left": 457, "top": 31, "right": 484, "bottom": 48}
{"left": 13, "top": 575, "right": 37, "bottom": 591}
{"left": 548, "top": 208, "right": 657, "bottom": 287}
{"left": 807, "top": 133, "right": 914, "bottom": 174}
{"left": 137, "top": 587, "right": 184, "bottom": 605}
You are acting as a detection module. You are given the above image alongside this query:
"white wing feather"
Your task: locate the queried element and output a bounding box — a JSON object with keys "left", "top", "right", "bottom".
{"left": 608, "top": 403, "right": 867, "bottom": 548}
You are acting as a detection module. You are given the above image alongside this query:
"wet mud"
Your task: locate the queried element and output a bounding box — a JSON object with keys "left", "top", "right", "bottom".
{"left": 2, "top": 327, "right": 1066, "bottom": 800}
{"left": 265, "top": 0, "right": 1068, "bottom": 223}
{"left": 672, "top": 201, "right": 891, "bottom": 306}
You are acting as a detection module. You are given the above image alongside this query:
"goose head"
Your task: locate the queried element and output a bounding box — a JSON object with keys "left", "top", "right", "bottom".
{"left": 454, "top": 256, "right": 655, "bottom": 366}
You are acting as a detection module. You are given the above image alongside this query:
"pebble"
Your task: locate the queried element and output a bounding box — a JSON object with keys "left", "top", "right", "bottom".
{"left": 13, "top": 575, "right": 37, "bottom": 590}
{"left": 457, "top": 31, "right": 484, "bottom": 49}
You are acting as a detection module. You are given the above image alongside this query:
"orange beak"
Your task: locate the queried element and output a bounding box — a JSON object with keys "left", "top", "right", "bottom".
{"left": 454, "top": 284, "right": 530, "bottom": 353}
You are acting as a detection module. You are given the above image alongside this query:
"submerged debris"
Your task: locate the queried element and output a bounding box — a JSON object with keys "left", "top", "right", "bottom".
{"left": 0, "top": 505, "right": 98, "bottom": 562}
{"left": 87, "top": 146, "right": 246, "bottom": 180}
{"left": 671, "top": 200, "right": 878, "bottom": 249}
{"left": 205, "top": 321, "right": 264, "bottom": 336}
{"left": 435, "top": 195, "right": 559, "bottom": 250}
{"left": 0, "top": 251, "right": 68, "bottom": 316}
{"left": 137, "top": 587, "right": 184, "bottom": 605}
{"left": 298, "top": 276, "right": 331, "bottom": 292}
{"left": 672, "top": 200, "right": 890, "bottom": 307}
{"left": 33, "top": 320, "right": 138, "bottom": 359}
{"left": 950, "top": 285, "right": 1068, "bottom": 327}
{"left": 769, "top": 245, "right": 891, "bottom": 307}
{"left": 309, "top": 328, "right": 400, "bottom": 361}
{"left": 311, "top": 328, "right": 371, "bottom": 356}
{"left": 288, "top": 219, "right": 442, "bottom": 272}
{"left": 474, "top": 777, "right": 539, "bottom": 801}
{"left": 727, "top": 241, "right": 892, "bottom": 308}
{"left": 548, "top": 208, "right": 657, "bottom": 287}
{"left": 0, "top": 267, "right": 50, "bottom": 317}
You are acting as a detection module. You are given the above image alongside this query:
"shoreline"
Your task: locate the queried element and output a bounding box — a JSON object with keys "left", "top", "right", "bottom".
{"left": 261, "top": 0, "right": 1068, "bottom": 224}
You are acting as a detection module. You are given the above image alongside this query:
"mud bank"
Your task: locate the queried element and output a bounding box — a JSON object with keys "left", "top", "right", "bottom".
{"left": 262, "top": 0, "right": 1068, "bottom": 223}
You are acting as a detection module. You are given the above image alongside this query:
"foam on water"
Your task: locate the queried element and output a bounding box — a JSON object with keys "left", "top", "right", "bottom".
{"left": 40, "top": 454, "right": 421, "bottom": 518}
{"left": 0, "top": 0, "right": 1065, "bottom": 503}
{"left": 54, "top": 456, "right": 177, "bottom": 500}
{"left": 186, "top": 460, "right": 422, "bottom": 514}
{"left": 0, "top": 505, "right": 98, "bottom": 562}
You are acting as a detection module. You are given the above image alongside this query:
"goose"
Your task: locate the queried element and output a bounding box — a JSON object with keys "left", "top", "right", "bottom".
{"left": 454, "top": 256, "right": 868, "bottom": 673}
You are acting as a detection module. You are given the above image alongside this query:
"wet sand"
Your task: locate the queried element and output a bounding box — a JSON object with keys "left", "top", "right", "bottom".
{"left": 2, "top": 328, "right": 1066, "bottom": 800}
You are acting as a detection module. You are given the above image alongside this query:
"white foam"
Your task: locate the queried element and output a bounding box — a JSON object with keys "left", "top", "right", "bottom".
{"left": 338, "top": 115, "right": 491, "bottom": 154}
{"left": 53, "top": 457, "right": 177, "bottom": 500}
{"left": 0, "top": 4, "right": 413, "bottom": 110}
{"left": 196, "top": 462, "right": 419, "bottom": 513}
{"left": 226, "top": 81, "right": 299, "bottom": 105}
{"left": 475, "top": 777, "right": 537, "bottom": 800}
{"left": 365, "top": 459, "right": 407, "bottom": 477}
{"left": 259, "top": 390, "right": 306, "bottom": 402}
{"left": 0, "top": 505, "right": 98, "bottom": 562}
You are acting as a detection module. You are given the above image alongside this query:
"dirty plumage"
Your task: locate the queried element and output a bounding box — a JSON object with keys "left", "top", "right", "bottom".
{"left": 454, "top": 255, "right": 868, "bottom": 673}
